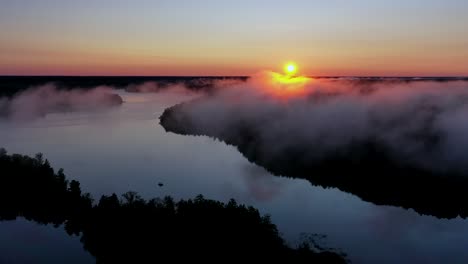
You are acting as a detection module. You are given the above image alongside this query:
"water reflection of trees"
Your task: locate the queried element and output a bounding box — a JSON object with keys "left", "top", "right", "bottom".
{"left": 161, "top": 104, "right": 468, "bottom": 219}
{"left": 0, "top": 148, "right": 346, "bottom": 263}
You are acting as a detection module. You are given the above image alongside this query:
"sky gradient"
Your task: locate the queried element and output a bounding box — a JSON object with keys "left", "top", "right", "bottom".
{"left": 1, "top": 0, "right": 467, "bottom": 76}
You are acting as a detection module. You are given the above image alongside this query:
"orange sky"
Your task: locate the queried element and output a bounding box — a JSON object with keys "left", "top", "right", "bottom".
{"left": 1, "top": 1, "right": 467, "bottom": 76}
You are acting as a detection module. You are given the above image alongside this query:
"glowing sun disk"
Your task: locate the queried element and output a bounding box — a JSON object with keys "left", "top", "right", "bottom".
{"left": 284, "top": 63, "right": 297, "bottom": 75}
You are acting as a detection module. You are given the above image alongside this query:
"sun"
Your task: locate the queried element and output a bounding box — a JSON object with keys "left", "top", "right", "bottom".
{"left": 284, "top": 63, "right": 297, "bottom": 76}
{"left": 269, "top": 61, "right": 310, "bottom": 94}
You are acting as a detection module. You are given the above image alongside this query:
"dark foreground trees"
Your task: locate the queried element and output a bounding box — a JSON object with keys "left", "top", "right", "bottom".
{"left": 0, "top": 148, "right": 346, "bottom": 263}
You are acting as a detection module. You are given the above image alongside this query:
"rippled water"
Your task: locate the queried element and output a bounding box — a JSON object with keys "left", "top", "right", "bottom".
{"left": 1, "top": 90, "right": 468, "bottom": 264}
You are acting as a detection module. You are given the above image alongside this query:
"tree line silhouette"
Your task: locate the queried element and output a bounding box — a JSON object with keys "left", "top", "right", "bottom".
{"left": 0, "top": 148, "right": 346, "bottom": 263}
{"left": 0, "top": 76, "right": 248, "bottom": 97}
{"left": 1, "top": 76, "right": 466, "bottom": 97}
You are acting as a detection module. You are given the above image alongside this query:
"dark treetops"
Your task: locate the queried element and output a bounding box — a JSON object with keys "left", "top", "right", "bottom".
{"left": 0, "top": 148, "right": 346, "bottom": 264}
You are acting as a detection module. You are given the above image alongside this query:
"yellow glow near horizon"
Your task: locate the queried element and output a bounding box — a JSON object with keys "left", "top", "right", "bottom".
{"left": 272, "top": 62, "right": 309, "bottom": 86}
{"left": 284, "top": 62, "right": 297, "bottom": 76}
{"left": 267, "top": 62, "right": 311, "bottom": 97}
{"left": 272, "top": 72, "right": 309, "bottom": 85}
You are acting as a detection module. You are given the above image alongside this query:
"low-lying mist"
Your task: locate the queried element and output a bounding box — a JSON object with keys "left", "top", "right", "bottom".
{"left": 0, "top": 79, "right": 219, "bottom": 121}
{"left": 0, "top": 84, "right": 123, "bottom": 120}
{"left": 161, "top": 72, "right": 468, "bottom": 175}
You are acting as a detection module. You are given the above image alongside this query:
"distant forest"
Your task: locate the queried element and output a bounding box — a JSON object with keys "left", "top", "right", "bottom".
{"left": 1, "top": 76, "right": 466, "bottom": 97}
{"left": 0, "top": 76, "right": 248, "bottom": 97}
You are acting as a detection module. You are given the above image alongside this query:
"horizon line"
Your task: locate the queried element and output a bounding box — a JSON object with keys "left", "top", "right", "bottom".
{"left": 1, "top": 75, "right": 468, "bottom": 79}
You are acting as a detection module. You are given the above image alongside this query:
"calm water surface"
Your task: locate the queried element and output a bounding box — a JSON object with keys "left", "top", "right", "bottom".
{"left": 1, "top": 90, "right": 468, "bottom": 264}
